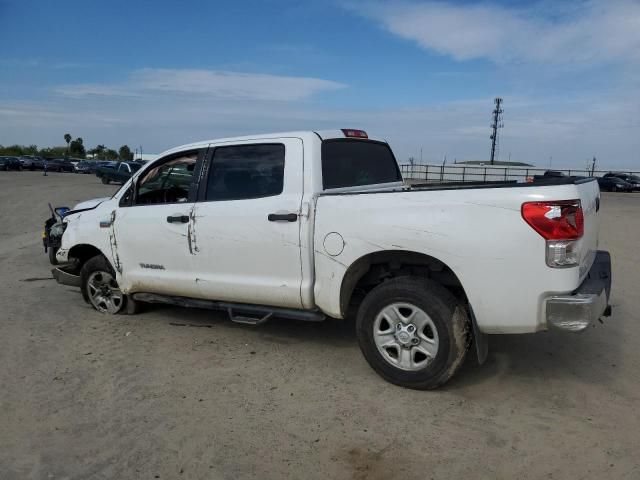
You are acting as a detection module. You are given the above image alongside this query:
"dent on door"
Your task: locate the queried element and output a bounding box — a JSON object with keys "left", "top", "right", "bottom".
{"left": 187, "top": 207, "right": 199, "bottom": 254}
{"left": 107, "top": 210, "right": 122, "bottom": 273}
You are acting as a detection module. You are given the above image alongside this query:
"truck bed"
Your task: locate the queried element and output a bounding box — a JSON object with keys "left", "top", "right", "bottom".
{"left": 313, "top": 177, "right": 601, "bottom": 334}
{"left": 319, "top": 177, "right": 596, "bottom": 197}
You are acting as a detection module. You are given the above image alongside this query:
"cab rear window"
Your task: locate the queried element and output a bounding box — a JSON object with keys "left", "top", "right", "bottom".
{"left": 321, "top": 140, "right": 401, "bottom": 189}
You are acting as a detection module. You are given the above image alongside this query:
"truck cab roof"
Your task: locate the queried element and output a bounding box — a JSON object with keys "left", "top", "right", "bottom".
{"left": 159, "top": 129, "right": 385, "bottom": 158}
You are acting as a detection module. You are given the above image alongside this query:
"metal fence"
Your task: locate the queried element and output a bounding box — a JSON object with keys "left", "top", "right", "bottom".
{"left": 399, "top": 164, "right": 640, "bottom": 184}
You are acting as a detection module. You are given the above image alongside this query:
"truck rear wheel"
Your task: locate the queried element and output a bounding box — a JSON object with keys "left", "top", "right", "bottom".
{"left": 101, "top": 176, "right": 110, "bottom": 184}
{"left": 356, "top": 277, "right": 470, "bottom": 390}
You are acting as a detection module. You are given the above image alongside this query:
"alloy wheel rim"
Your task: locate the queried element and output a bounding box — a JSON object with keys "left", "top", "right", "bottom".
{"left": 87, "top": 271, "right": 123, "bottom": 314}
{"left": 373, "top": 302, "right": 439, "bottom": 371}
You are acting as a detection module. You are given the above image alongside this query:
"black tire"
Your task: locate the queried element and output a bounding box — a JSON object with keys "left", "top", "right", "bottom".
{"left": 80, "top": 255, "right": 127, "bottom": 314}
{"left": 48, "top": 246, "right": 59, "bottom": 265}
{"left": 356, "top": 277, "right": 470, "bottom": 390}
{"left": 102, "top": 176, "right": 110, "bottom": 184}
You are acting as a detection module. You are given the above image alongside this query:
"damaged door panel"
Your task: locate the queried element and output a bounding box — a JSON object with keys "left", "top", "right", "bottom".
{"left": 107, "top": 210, "right": 122, "bottom": 273}
{"left": 187, "top": 207, "right": 199, "bottom": 254}
{"left": 190, "top": 139, "right": 306, "bottom": 308}
{"left": 110, "top": 149, "right": 205, "bottom": 297}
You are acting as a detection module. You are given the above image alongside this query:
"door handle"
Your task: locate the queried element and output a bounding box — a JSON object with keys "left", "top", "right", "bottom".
{"left": 166, "top": 215, "right": 189, "bottom": 224}
{"left": 268, "top": 213, "right": 298, "bottom": 222}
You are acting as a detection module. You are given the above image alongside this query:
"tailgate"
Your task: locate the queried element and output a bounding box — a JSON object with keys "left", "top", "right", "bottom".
{"left": 576, "top": 179, "right": 601, "bottom": 281}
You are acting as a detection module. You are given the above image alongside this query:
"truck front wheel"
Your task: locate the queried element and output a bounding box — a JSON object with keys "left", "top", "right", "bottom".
{"left": 101, "top": 176, "right": 110, "bottom": 184}
{"left": 48, "top": 246, "right": 59, "bottom": 265}
{"left": 80, "top": 255, "right": 125, "bottom": 314}
{"left": 356, "top": 277, "right": 470, "bottom": 390}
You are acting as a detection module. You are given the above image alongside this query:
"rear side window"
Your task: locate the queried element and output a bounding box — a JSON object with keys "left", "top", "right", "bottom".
{"left": 321, "top": 140, "right": 401, "bottom": 189}
{"left": 205, "top": 144, "right": 285, "bottom": 201}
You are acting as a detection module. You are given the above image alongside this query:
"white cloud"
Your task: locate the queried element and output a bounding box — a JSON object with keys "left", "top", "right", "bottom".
{"left": 2, "top": 89, "right": 638, "bottom": 169}
{"left": 355, "top": 0, "right": 640, "bottom": 65}
{"left": 54, "top": 68, "right": 346, "bottom": 102}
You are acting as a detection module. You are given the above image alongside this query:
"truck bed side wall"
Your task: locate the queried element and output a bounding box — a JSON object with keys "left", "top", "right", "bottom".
{"left": 313, "top": 183, "right": 591, "bottom": 334}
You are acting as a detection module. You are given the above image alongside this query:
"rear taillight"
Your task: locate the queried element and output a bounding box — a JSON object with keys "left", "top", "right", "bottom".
{"left": 522, "top": 200, "right": 583, "bottom": 240}
{"left": 522, "top": 200, "right": 584, "bottom": 268}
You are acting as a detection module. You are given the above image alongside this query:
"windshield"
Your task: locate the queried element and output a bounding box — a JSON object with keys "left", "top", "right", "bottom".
{"left": 321, "top": 140, "right": 401, "bottom": 189}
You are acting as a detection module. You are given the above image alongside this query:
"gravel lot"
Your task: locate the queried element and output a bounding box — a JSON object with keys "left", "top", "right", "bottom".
{"left": 1, "top": 171, "right": 639, "bottom": 479}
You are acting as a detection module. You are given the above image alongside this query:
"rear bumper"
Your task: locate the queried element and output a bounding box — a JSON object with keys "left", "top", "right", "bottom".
{"left": 546, "top": 251, "right": 612, "bottom": 332}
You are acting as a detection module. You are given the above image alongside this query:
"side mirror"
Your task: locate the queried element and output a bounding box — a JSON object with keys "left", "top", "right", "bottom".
{"left": 55, "top": 207, "right": 71, "bottom": 218}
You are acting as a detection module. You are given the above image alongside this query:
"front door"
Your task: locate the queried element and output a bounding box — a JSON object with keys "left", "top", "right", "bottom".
{"left": 113, "top": 150, "right": 203, "bottom": 297}
{"left": 191, "top": 139, "right": 304, "bottom": 308}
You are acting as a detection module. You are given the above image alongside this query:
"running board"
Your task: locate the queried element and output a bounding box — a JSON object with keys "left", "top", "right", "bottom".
{"left": 132, "top": 293, "right": 326, "bottom": 324}
{"left": 227, "top": 308, "right": 273, "bottom": 326}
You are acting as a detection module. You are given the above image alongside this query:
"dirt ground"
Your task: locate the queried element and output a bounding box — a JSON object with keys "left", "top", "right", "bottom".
{"left": 1, "top": 171, "right": 639, "bottom": 480}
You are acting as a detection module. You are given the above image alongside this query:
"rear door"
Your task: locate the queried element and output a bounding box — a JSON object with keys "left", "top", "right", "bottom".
{"left": 190, "top": 139, "right": 305, "bottom": 308}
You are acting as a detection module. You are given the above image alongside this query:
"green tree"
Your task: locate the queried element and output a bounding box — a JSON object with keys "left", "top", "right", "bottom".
{"left": 69, "top": 138, "right": 86, "bottom": 158}
{"left": 118, "top": 145, "right": 133, "bottom": 161}
{"left": 24, "top": 144, "right": 39, "bottom": 156}
{"left": 40, "top": 146, "right": 68, "bottom": 158}
{"left": 64, "top": 133, "right": 72, "bottom": 157}
{"left": 105, "top": 149, "right": 119, "bottom": 160}
{"left": 88, "top": 144, "right": 106, "bottom": 159}
{"left": 0, "top": 144, "right": 25, "bottom": 156}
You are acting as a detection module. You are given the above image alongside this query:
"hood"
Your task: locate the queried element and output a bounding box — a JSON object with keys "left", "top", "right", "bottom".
{"left": 72, "top": 197, "right": 110, "bottom": 211}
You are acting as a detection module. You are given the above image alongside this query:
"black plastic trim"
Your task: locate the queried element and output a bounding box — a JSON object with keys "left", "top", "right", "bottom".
{"left": 132, "top": 293, "right": 325, "bottom": 322}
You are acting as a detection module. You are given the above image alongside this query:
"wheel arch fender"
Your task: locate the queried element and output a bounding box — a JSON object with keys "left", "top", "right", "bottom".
{"left": 68, "top": 243, "right": 111, "bottom": 269}
{"left": 337, "top": 249, "right": 487, "bottom": 364}
{"left": 338, "top": 249, "right": 468, "bottom": 316}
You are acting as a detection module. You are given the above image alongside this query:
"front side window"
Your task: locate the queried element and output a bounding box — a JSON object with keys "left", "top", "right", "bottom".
{"left": 135, "top": 153, "right": 197, "bottom": 205}
{"left": 205, "top": 144, "right": 285, "bottom": 201}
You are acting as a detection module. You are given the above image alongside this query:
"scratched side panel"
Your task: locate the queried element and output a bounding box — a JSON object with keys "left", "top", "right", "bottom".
{"left": 112, "top": 203, "right": 201, "bottom": 297}
{"left": 313, "top": 184, "right": 586, "bottom": 333}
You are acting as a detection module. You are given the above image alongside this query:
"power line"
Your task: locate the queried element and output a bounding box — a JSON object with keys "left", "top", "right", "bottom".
{"left": 489, "top": 97, "right": 504, "bottom": 165}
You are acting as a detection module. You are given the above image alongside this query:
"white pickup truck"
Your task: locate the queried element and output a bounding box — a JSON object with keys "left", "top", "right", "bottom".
{"left": 52, "top": 129, "right": 612, "bottom": 389}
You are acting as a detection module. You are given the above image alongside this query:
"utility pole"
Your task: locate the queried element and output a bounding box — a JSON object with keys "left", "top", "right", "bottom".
{"left": 591, "top": 156, "right": 596, "bottom": 176}
{"left": 489, "top": 97, "right": 504, "bottom": 165}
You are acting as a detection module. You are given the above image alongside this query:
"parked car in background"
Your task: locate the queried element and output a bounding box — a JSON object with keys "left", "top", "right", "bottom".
{"left": 68, "top": 158, "right": 83, "bottom": 169}
{"left": 603, "top": 173, "right": 640, "bottom": 191}
{"left": 20, "top": 156, "right": 45, "bottom": 170}
{"left": 537, "top": 170, "right": 566, "bottom": 178}
{"left": 98, "top": 161, "right": 142, "bottom": 184}
{"left": 597, "top": 176, "right": 633, "bottom": 192}
{"left": 0, "top": 156, "right": 23, "bottom": 171}
{"left": 532, "top": 170, "right": 586, "bottom": 183}
{"left": 45, "top": 159, "right": 75, "bottom": 172}
{"left": 74, "top": 160, "right": 97, "bottom": 174}
{"left": 94, "top": 161, "right": 118, "bottom": 178}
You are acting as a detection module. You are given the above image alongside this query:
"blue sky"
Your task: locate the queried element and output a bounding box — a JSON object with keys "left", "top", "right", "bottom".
{"left": 1, "top": 0, "right": 639, "bottom": 168}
